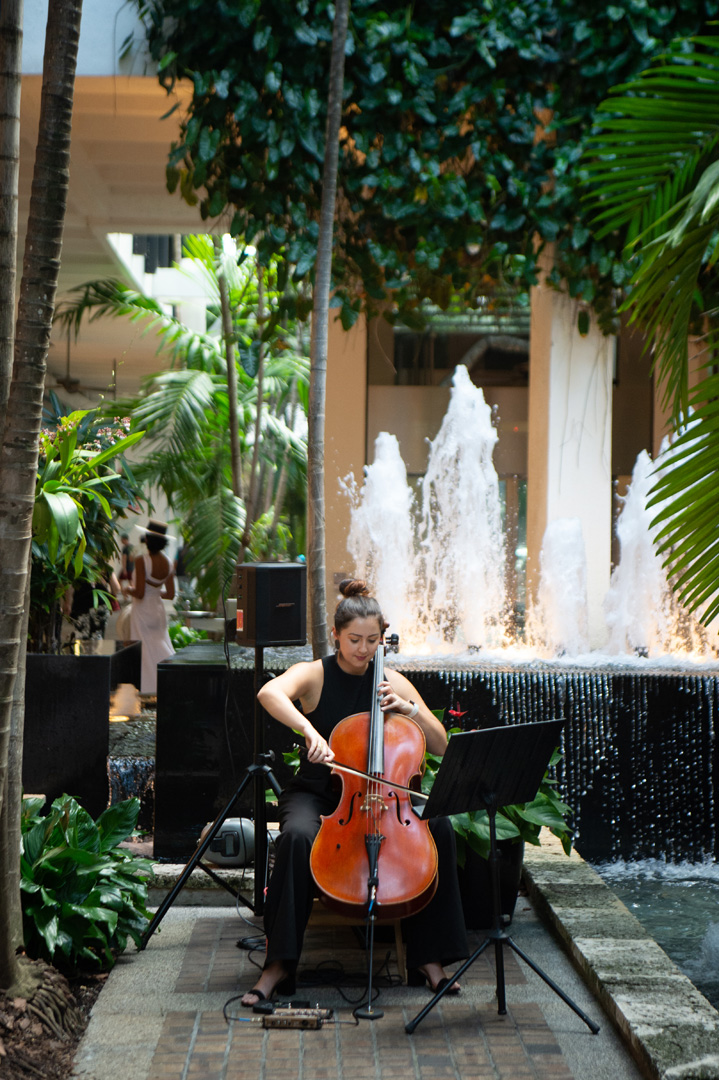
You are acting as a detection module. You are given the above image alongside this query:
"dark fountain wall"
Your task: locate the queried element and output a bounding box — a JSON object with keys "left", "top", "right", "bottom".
{"left": 154, "top": 644, "right": 719, "bottom": 864}
{"left": 399, "top": 662, "right": 719, "bottom": 863}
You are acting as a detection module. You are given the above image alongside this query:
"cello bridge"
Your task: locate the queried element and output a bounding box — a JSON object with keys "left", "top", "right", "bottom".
{"left": 361, "top": 793, "right": 387, "bottom": 813}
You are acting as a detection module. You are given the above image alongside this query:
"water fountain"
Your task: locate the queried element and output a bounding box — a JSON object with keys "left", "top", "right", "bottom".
{"left": 344, "top": 365, "right": 719, "bottom": 864}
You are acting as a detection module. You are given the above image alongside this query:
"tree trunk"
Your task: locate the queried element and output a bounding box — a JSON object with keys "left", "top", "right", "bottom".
{"left": 214, "top": 236, "right": 243, "bottom": 499}
{"left": 0, "top": 568, "right": 31, "bottom": 978}
{"left": 308, "top": 0, "right": 350, "bottom": 657}
{"left": 0, "top": 0, "right": 83, "bottom": 996}
{"left": 270, "top": 378, "right": 298, "bottom": 538}
{"left": 0, "top": 0, "right": 23, "bottom": 436}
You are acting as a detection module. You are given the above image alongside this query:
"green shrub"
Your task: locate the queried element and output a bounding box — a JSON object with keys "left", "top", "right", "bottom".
{"left": 168, "top": 621, "right": 208, "bottom": 648}
{"left": 20, "top": 794, "right": 153, "bottom": 971}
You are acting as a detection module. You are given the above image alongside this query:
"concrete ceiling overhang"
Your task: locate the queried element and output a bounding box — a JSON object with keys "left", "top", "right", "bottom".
{"left": 18, "top": 73, "right": 207, "bottom": 402}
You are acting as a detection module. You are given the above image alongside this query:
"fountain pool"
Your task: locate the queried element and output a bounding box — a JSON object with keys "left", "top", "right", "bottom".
{"left": 596, "top": 859, "right": 719, "bottom": 1010}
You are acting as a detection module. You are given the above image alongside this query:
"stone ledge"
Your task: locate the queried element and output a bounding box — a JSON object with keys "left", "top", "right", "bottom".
{"left": 148, "top": 863, "right": 256, "bottom": 906}
{"left": 523, "top": 834, "right": 719, "bottom": 1080}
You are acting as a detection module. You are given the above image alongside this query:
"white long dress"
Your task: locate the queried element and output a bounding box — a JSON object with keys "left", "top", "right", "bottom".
{"left": 129, "top": 553, "right": 175, "bottom": 694}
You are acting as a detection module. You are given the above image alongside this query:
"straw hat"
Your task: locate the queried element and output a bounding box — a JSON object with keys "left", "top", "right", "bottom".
{"left": 136, "top": 520, "right": 175, "bottom": 540}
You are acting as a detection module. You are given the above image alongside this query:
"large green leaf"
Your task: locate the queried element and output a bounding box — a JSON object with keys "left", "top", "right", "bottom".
{"left": 584, "top": 35, "right": 719, "bottom": 628}
{"left": 96, "top": 799, "right": 140, "bottom": 853}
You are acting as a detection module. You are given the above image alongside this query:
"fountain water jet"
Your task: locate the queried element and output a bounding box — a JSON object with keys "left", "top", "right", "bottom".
{"left": 526, "top": 518, "right": 590, "bottom": 657}
{"left": 342, "top": 364, "right": 719, "bottom": 867}
{"left": 343, "top": 432, "right": 416, "bottom": 646}
{"left": 604, "top": 448, "right": 712, "bottom": 659}
{"left": 346, "top": 366, "right": 508, "bottom": 653}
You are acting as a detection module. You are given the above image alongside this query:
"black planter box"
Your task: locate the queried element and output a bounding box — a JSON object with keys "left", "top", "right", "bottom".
{"left": 23, "top": 643, "right": 141, "bottom": 819}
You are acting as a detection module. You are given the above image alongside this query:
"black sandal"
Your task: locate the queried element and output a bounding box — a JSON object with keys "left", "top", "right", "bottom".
{"left": 240, "top": 975, "right": 296, "bottom": 1008}
{"left": 407, "top": 968, "right": 461, "bottom": 995}
{"left": 240, "top": 988, "right": 267, "bottom": 1009}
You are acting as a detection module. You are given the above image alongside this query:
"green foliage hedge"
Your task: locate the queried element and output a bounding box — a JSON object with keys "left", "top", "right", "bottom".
{"left": 21, "top": 795, "right": 153, "bottom": 971}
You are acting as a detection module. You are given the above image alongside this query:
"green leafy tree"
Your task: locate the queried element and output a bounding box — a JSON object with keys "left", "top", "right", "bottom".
{"left": 131, "top": 0, "right": 719, "bottom": 652}
{"left": 132, "top": 0, "right": 719, "bottom": 331}
{"left": 57, "top": 238, "right": 309, "bottom": 608}
{"left": 583, "top": 34, "right": 719, "bottom": 626}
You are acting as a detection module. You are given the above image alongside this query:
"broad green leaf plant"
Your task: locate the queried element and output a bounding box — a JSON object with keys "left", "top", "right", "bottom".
{"left": 20, "top": 795, "right": 153, "bottom": 971}
{"left": 583, "top": 35, "right": 719, "bottom": 625}
{"left": 34, "top": 410, "right": 143, "bottom": 574}
{"left": 30, "top": 403, "right": 146, "bottom": 652}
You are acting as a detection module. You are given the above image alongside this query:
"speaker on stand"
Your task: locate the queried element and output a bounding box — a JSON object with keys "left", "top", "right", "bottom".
{"left": 140, "top": 563, "right": 308, "bottom": 948}
{"left": 236, "top": 562, "right": 307, "bottom": 913}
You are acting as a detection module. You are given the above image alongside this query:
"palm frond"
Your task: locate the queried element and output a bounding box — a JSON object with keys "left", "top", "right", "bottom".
{"left": 55, "top": 279, "right": 224, "bottom": 371}
{"left": 583, "top": 35, "right": 719, "bottom": 249}
{"left": 183, "top": 488, "right": 245, "bottom": 608}
{"left": 129, "top": 369, "right": 224, "bottom": 455}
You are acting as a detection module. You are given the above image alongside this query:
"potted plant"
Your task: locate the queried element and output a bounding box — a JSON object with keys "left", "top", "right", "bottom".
{"left": 422, "top": 726, "right": 573, "bottom": 930}
{"left": 23, "top": 400, "right": 147, "bottom": 817}
{"left": 29, "top": 397, "right": 145, "bottom": 653}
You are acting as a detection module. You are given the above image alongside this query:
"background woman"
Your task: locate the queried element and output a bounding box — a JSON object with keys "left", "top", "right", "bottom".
{"left": 241, "top": 579, "right": 467, "bottom": 1006}
{"left": 123, "top": 520, "right": 175, "bottom": 694}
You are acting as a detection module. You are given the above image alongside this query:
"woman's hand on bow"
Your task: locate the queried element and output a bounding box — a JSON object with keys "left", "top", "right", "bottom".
{"left": 303, "top": 725, "right": 335, "bottom": 765}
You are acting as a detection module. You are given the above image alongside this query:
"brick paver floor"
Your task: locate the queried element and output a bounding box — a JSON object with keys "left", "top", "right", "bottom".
{"left": 148, "top": 917, "right": 580, "bottom": 1080}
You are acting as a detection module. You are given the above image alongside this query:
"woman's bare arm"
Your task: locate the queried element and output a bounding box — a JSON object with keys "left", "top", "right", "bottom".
{"left": 125, "top": 556, "right": 145, "bottom": 599}
{"left": 257, "top": 660, "right": 334, "bottom": 763}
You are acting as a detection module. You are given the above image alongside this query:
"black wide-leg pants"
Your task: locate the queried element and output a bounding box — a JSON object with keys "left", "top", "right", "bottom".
{"left": 263, "top": 786, "right": 469, "bottom": 971}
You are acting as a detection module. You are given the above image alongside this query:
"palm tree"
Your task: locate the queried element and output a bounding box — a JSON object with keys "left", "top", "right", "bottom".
{"left": 0, "top": 0, "right": 84, "bottom": 1002}
{"left": 583, "top": 34, "right": 719, "bottom": 626}
{"left": 57, "top": 238, "right": 309, "bottom": 608}
{"left": 0, "top": 0, "right": 22, "bottom": 416}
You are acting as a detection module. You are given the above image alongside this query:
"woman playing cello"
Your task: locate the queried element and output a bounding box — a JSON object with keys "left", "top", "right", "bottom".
{"left": 241, "top": 579, "right": 468, "bottom": 1007}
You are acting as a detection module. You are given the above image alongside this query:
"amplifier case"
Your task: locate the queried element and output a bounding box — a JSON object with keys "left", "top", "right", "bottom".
{"left": 235, "top": 562, "right": 307, "bottom": 646}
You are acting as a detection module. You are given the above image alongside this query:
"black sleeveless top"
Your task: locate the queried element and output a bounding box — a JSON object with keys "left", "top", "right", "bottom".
{"left": 290, "top": 654, "right": 375, "bottom": 798}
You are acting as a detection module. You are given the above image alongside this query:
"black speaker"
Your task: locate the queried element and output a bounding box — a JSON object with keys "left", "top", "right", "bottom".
{"left": 235, "top": 562, "right": 307, "bottom": 646}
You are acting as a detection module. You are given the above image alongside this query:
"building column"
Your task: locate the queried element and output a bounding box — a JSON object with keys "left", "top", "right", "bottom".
{"left": 527, "top": 253, "right": 614, "bottom": 648}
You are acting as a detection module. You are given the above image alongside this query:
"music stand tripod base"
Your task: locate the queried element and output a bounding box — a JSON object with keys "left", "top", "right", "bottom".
{"left": 404, "top": 722, "right": 600, "bottom": 1037}
{"left": 139, "top": 755, "right": 281, "bottom": 949}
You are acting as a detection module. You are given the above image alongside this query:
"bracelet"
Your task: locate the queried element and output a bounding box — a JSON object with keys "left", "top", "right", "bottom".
{"left": 407, "top": 700, "right": 419, "bottom": 719}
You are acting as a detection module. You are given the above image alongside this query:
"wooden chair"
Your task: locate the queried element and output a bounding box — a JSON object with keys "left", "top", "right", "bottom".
{"left": 308, "top": 898, "right": 407, "bottom": 984}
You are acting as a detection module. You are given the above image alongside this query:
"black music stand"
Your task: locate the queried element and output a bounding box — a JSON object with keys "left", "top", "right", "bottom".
{"left": 405, "top": 720, "right": 600, "bottom": 1035}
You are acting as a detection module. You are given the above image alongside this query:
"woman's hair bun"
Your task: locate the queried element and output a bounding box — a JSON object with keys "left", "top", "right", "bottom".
{"left": 339, "top": 578, "right": 370, "bottom": 598}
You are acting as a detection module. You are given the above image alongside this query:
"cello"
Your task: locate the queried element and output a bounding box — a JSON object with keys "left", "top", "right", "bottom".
{"left": 309, "top": 638, "right": 438, "bottom": 920}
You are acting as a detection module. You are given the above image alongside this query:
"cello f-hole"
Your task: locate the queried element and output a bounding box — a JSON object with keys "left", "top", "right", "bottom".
{"left": 338, "top": 790, "right": 362, "bottom": 826}
{"left": 387, "top": 790, "right": 411, "bottom": 826}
